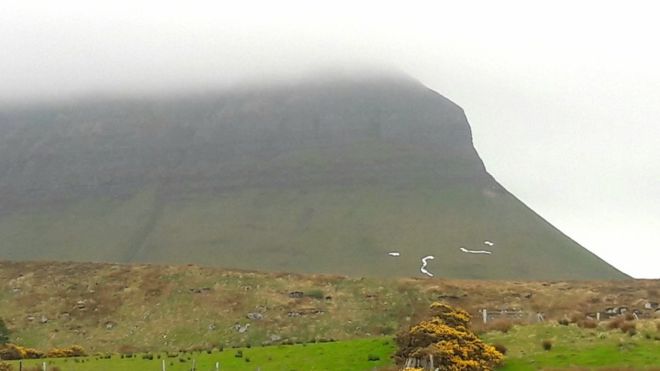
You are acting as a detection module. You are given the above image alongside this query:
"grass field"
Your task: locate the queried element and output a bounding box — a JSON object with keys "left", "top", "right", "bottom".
{"left": 6, "top": 322, "right": 659, "bottom": 371}
{"left": 7, "top": 338, "right": 395, "bottom": 371}
{"left": 483, "top": 321, "right": 660, "bottom": 370}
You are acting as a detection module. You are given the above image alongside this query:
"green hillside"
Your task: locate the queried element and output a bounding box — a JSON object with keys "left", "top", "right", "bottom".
{"left": 0, "top": 75, "right": 626, "bottom": 279}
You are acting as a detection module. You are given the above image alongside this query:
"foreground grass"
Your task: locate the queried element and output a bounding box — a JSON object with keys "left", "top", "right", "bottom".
{"left": 9, "top": 338, "right": 395, "bottom": 371}
{"left": 482, "top": 322, "right": 660, "bottom": 370}
{"left": 8, "top": 322, "right": 660, "bottom": 370}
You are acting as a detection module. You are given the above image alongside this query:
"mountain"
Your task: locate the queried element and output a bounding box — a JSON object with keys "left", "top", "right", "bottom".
{"left": 0, "top": 74, "right": 627, "bottom": 279}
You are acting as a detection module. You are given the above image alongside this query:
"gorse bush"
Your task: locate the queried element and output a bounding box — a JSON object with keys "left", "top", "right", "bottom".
{"left": 46, "top": 345, "right": 86, "bottom": 358}
{"left": 0, "top": 344, "right": 44, "bottom": 360}
{"left": 395, "top": 302, "right": 503, "bottom": 370}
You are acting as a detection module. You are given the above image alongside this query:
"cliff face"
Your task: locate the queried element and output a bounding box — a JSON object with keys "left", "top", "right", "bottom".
{"left": 0, "top": 75, "right": 627, "bottom": 279}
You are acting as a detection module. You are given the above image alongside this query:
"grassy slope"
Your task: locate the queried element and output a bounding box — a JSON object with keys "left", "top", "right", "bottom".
{"left": 482, "top": 322, "right": 660, "bottom": 370}
{"left": 0, "top": 180, "right": 625, "bottom": 280}
{"left": 0, "top": 261, "right": 655, "bottom": 353}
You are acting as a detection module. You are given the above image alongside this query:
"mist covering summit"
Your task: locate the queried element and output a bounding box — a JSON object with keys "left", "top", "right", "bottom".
{"left": 0, "top": 74, "right": 626, "bottom": 279}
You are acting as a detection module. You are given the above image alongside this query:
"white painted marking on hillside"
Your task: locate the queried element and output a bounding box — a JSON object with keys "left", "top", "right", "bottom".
{"left": 388, "top": 252, "right": 400, "bottom": 257}
{"left": 460, "top": 247, "right": 492, "bottom": 255}
{"left": 420, "top": 255, "right": 435, "bottom": 277}
{"left": 483, "top": 240, "right": 495, "bottom": 246}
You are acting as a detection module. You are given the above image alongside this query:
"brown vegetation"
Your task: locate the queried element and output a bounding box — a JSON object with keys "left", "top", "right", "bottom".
{"left": 542, "top": 339, "right": 553, "bottom": 351}
{"left": 0, "top": 260, "right": 658, "bottom": 353}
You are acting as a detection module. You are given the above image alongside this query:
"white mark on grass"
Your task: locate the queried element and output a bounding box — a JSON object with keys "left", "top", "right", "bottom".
{"left": 483, "top": 240, "right": 495, "bottom": 246}
{"left": 420, "top": 255, "right": 435, "bottom": 277}
{"left": 460, "top": 247, "right": 492, "bottom": 255}
{"left": 388, "top": 252, "right": 400, "bottom": 257}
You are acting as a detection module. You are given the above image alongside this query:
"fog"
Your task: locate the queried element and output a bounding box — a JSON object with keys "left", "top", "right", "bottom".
{"left": 1, "top": 0, "right": 658, "bottom": 277}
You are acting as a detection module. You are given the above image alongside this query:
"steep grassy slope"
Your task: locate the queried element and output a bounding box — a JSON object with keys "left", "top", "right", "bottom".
{"left": 0, "top": 75, "right": 626, "bottom": 279}
{"left": 0, "top": 261, "right": 656, "bottom": 353}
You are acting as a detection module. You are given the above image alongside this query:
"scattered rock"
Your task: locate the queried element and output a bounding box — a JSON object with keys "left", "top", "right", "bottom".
{"left": 246, "top": 312, "right": 263, "bottom": 320}
{"left": 233, "top": 323, "right": 250, "bottom": 333}
{"left": 644, "top": 302, "right": 659, "bottom": 310}
{"left": 288, "top": 291, "right": 304, "bottom": 298}
{"left": 40, "top": 315, "right": 48, "bottom": 324}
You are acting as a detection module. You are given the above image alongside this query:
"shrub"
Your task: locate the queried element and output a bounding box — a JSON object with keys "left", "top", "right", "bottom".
{"left": 578, "top": 319, "right": 598, "bottom": 329}
{"left": 0, "top": 344, "right": 44, "bottom": 360}
{"left": 306, "top": 289, "right": 325, "bottom": 300}
{"left": 488, "top": 319, "right": 513, "bottom": 333}
{"left": 607, "top": 317, "right": 624, "bottom": 330}
{"left": 0, "top": 319, "right": 9, "bottom": 345}
{"left": 558, "top": 319, "right": 570, "bottom": 326}
{"left": 620, "top": 321, "right": 636, "bottom": 335}
{"left": 493, "top": 344, "right": 508, "bottom": 355}
{"left": 542, "top": 340, "right": 553, "bottom": 351}
{"left": 234, "top": 350, "right": 243, "bottom": 358}
{"left": 46, "top": 345, "right": 86, "bottom": 358}
{"left": 0, "top": 361, "right": 12, "bottom": 371}
{"left": 569, "top": 313, "right": 582, "bottom": 324}
{"left": 395, "top": 302, "right": 504, "bottom": 370}
{"left": 367, "top": 354, "right": 380, "bottom": 361}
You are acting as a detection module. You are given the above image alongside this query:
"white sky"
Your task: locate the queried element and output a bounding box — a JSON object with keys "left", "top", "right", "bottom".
{"left": 1, "top": 0, "right": 658, "bottom": 278}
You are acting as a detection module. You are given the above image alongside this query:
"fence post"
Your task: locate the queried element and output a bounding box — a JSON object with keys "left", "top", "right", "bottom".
{"left": 162, "top": 359, "right": 166, "bottom": 371}
{"left": 429, "top": 354, "right": 434, "bottom": 369}
{"left": 215, "top": 361, "right": 220, "bottom": 371}
{"left": 42, "top": 361, "right": 47, "bottom": 371}
{"left": 19, "top": 360, "right": 23, "bottom": 371}
{"left": 596, "top": 312, "right": 601, "bottom": 321}
{"left": 191, "top": 359, "right": 196, "bottom": 371}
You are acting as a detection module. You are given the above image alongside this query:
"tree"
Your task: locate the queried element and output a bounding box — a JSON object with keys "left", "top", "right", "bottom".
{"left": 395, "top": 302, "right": 503, "bottom": 371}
{"left": 0, "top": 318, "right": 9, "bottom": 345}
